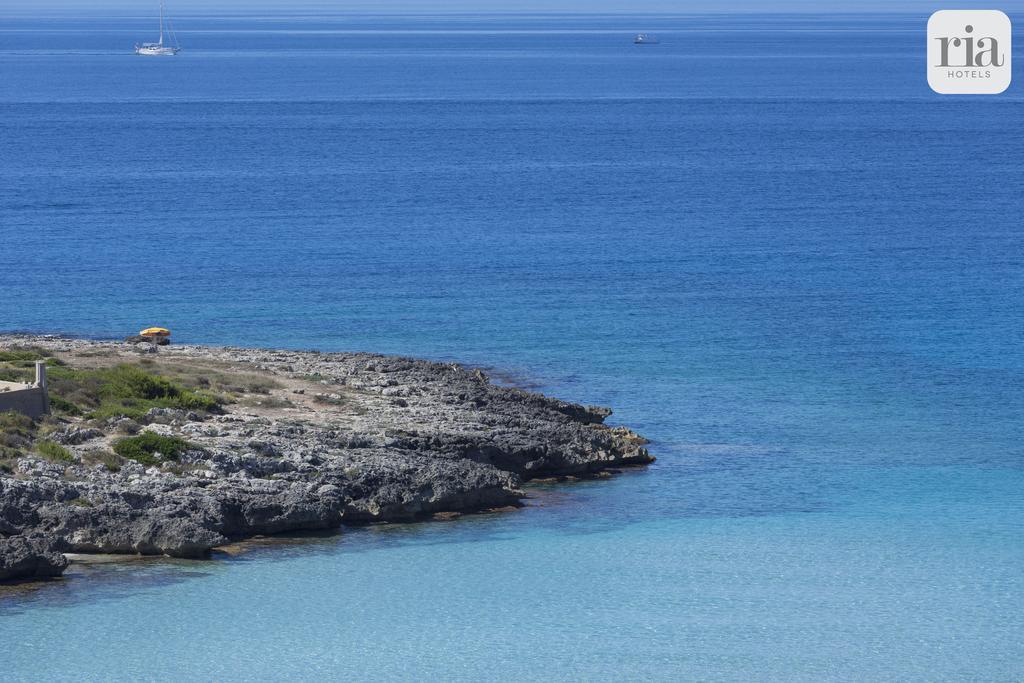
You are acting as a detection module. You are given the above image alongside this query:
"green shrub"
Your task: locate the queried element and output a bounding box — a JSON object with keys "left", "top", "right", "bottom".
{"left": 37, "top": 440, "right": 74, "bottom": 463}
{"left": 100, "top": 365, "right": 181, "bottom": 400}
{"left": 0, "top": 348, "right": 44, "bottom": 363}
{"left": 0, "top": 411, "right": 34, "bottom": 434}
{"left": 0, "top": 367, "right": 33, "bottom": 383}
{"left": 46, "top": 363, "right": 222, "bottom": 421}
{"left": 81, "top": 449, "right": 124, "bottom": 472}
{"left": 113, "top": 419, "right": 141, "bottom": 435}
{"left": 113, "top": 432, "right": 197, "bottom": 466}
{"left": 48, "top": 394, "right": 83, "bottom": 416}
{"left": 224, "top": 375, "right": 280, "bottom": 395}
{"left": 313, "top": 393, "right": 347, "bottom": 406}
{"left": 0, "top": 347, "right": 63, "bottom": 368}
{"left": 0, "top": 411, "right": 36, "bottom": 458}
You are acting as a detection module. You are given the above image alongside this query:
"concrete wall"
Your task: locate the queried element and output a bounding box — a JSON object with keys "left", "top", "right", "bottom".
{"left": 0, "top": 363, "right": 50, "bottom": 419}
{"left": 0, "top": 385, "right": 48, "bottom": 420}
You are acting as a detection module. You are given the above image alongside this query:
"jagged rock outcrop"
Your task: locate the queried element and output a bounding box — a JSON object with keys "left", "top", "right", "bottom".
{"left": 0, "top": 533, "right": 68, "bottom": 582}
{"left": 0, "top": 335, "right": 654, "bottom": 579}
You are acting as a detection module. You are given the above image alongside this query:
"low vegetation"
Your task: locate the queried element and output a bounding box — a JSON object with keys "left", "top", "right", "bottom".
{"left": 0, "top": 347, "right": 64, "bottom": 366}
{"left": 0, "top": 347, "right": 64, "bottom": 382}
{"left": 36, "top": 440, "right": 74, "bottom": 463}
{"left": 0, "top": 411, "right": 37, "bottom": 459}
{"left": 1, "top": 347, "right": 228, "bottom": 463}
{"left": 0, "top": 346, "right": 225, "bottom": 422}
{"left": 113, "top": 432, "right": 198, "bottom": 466}
{"left": 0, "top": 349, "right": 44, "bottom": 364}
{"left": 238, "top": 394, "right": 294, "bottom": 410}
{"left": 138, "top": 359, "right": 281, "bottom": 396}
{"left": 0, "top": 345, "right": 287, "bottom": 470}
{"left": 46, "top": 363, "right": 223, "bottom": 421}
{"left": 81, "top": 449, "right": 125, "bottom": 472}
{"left": 312, "top": 393, "right": 347, "bottom": 407}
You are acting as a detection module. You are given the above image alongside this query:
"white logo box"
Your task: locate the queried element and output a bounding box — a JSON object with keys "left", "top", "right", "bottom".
{"left": 927, "top": 10, "right": 1012, "bottom": 94}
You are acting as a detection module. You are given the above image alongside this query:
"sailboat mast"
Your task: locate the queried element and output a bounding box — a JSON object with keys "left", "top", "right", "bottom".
{"left": 158, "top": 0, "right": 164, "bottom": 46}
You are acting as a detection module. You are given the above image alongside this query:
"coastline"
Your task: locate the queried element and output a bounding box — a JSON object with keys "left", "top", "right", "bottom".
{"left": 0, "top": 334, "right": 653, "bottom": 583}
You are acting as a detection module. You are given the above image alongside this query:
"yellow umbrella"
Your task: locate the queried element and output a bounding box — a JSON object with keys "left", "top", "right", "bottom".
{"left": 139, "top": 327, "right": 171, "bottom": 337}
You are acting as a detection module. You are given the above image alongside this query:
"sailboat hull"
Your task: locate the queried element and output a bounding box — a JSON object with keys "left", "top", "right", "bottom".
{"left": 135, "top": 45, "right": 180, "bottom": 55}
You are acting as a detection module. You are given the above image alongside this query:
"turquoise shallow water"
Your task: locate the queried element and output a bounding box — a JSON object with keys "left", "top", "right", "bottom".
{"left": 1, "top": 12, "right": 1023, "bottom": 680}
{"left": 5, "top": 467, "right": 1024, "bottom": 679}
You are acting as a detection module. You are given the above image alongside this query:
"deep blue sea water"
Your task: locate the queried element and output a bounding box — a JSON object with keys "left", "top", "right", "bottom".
{"left": 1, "top": 12, "right": 1023, "bottom": 680}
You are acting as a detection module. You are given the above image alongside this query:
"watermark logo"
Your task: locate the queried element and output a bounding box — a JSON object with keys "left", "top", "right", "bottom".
{"left": 928, "top": 10, "right": 1012, "bottom": 94}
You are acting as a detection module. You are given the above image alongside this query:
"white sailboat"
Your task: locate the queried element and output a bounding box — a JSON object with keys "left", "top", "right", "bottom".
{"left": 135, "top": 0, "right": 180, "bottom": 55}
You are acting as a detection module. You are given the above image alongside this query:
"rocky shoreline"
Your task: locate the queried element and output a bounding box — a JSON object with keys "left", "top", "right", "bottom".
{"left": 0, "top": 335, "right": 653, "bottom": 583}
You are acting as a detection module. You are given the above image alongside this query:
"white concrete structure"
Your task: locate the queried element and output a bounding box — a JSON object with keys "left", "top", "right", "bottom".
{"left": 0, "top": 362, "right": 50, "bottom": 419}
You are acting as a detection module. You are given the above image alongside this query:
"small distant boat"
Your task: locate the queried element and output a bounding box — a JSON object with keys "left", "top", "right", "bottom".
{"left": 135, "top": 0, "right": 180, "bottom": 56}
{"left": 634, "top": 34, "right": 659, "bottom": 45}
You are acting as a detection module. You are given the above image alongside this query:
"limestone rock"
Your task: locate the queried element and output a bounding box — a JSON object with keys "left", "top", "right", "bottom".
{"left": 0, "top": 534, "right": 69, "bottom": 582}
{"left": 0, "top": 334, "right": 654, "bottom": 578}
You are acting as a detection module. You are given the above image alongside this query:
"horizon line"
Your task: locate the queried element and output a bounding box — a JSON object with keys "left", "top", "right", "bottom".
{"left": 0, "top": 9, "right": 994, "bottom": 17}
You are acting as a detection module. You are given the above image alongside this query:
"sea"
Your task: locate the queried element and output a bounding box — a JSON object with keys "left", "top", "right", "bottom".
{"left": 0, "top": 11, "right": 1022, "bottom": 681}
